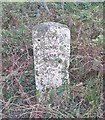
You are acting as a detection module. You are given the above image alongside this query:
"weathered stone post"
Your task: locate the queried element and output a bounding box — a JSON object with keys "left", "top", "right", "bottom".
{"left": 32, "top": 22, "right": 70, "bottom": 93}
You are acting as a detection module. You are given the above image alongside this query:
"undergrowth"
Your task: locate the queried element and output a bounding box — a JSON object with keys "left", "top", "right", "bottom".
{"left": 1, "top": 2, "right": 104, "bottom": 118}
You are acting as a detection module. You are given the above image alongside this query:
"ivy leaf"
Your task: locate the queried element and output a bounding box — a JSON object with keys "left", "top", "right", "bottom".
{"left": 57, "top": 86, "right": 64, "bottom": 96}
{"left": 49, "top": 89, "right": 55, "bottom": 98}
{"left": 86, "top": 90, "right": 97, "bottom": 104}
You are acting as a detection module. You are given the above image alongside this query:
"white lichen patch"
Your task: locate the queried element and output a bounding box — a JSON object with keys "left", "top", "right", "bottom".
{"left": 32, "top": 22, "right": 70, "bottom": 91}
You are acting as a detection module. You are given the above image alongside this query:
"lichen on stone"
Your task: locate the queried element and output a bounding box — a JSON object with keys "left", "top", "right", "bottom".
{"left": 32, "top": 22, "right": 70, "bottom": 91}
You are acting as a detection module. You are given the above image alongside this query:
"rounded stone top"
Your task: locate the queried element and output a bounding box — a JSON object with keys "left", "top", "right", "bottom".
{"left": 32, "top": 22, "right": 70, "bottom": 38}
{"left": 33, "top": 22, "right": 68, "bottom": 31}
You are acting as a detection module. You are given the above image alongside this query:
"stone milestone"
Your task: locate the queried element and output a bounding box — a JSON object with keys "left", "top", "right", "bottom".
{"left": 32, "top": 22, "right": 70, "bottom": 91}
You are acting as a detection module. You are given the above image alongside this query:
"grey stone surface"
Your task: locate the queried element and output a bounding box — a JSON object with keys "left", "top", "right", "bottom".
{"left": 32, "top": 22, "right": 70, "bottom": 91}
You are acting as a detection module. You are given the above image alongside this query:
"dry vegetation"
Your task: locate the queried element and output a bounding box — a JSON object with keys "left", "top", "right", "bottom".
{"left": 1, "top": 2, "right": 104, "bottom": 118}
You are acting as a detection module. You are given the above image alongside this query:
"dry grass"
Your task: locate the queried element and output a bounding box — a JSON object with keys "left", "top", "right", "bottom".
{"left": 1, "top": 2, "right": 104, "bottom": 118}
